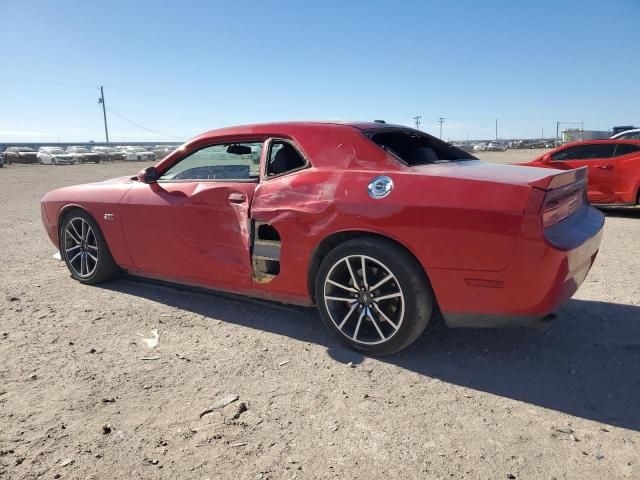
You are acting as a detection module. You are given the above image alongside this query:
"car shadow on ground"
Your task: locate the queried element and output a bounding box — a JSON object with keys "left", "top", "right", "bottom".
{"left": 599, "top": 206, "right": 640, "bottom": 219}
{"left": 100, "top": 276, "right": 640, "bottom": 431}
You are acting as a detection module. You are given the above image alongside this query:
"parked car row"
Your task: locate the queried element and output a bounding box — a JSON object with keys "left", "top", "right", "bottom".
{"left": 473, "top": 141, "right": 508, "bottom": 152}
{"left": 2, "top": 144, "right": 179, "bottom": 165}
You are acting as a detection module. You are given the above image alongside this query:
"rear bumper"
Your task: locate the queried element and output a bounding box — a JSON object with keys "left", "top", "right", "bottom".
{"left": 437, "top": 206, "right": 604, "bottom": 328}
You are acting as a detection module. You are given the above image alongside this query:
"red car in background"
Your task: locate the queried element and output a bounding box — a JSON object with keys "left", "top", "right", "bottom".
{"left": 41, "top": 122, "right": 604, "bottom": 355}
{"left": 522, "top": 139, "right": 640, "bottom": 206}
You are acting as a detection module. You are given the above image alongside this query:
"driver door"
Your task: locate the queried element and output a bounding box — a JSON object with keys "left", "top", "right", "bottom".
{"left": 119, "top": 141, "right": 263, "bottom": 289}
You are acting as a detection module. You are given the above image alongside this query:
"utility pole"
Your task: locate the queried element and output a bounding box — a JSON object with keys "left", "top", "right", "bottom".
{"left": 98, "top": 86, "right": 109, "bottom": 143}
{"left": 495, "top": 118, "right": 498, "bottom": 140}
{"left": 556, "top": 121, "right": 560, "bottom": 143}
{"left": 438, "top": 117, "right": 445, "bottom": 139}
{"left": 541, "top": 127, "right": 544, "bottom": 140}
{"left": 413, "top": 115, "right": 422, "bottom": 130}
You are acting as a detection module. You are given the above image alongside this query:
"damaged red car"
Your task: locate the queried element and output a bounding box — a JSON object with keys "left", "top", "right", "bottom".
{"left": 41, "top": 122, "right": 604, "bottom": 355}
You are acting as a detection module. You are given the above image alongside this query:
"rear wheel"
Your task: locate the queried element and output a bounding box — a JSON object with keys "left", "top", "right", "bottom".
{"left": 315, "top": 237, "right": 433, "bottom": 356}
{"left": 60, "top": 210, "right": 119, "bottom": 284}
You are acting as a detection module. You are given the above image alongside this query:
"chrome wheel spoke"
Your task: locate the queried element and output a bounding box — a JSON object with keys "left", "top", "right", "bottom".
{"left": 370, "top": 274, "right": 393, "bottom": 291}
{"left": 327, "top": 279, "right": 357, "bottom": 293}
{"left": 65, "top": 244, "right": 82, "bottom": 254}
{"left": 70, "top": 221, "right": 82, "bottom": 242}
{"left": 344, "top": 258, "right": 359, "bottom": 289}
{"left": 87, "top": 251, "right": 98, "bottom": 262}
{"left": 373, "top": 292, "right": 402, "bottom": 302}
{"left": 69, "top": 251, "right": 82, "bottom": 264}
{"left": 325, "top": 296, "right": 356, "bottom": 303}
{"left": 353, "top": 308, "right": 366, "bottom": 341}
{"left": 372, "top": 303, "right": 399, "bottom": 330}
{"left": 65, "top": 228, "right": 81, "bottom": 244}
{"left": 360, "top": 256, "right": 368, "bottom": 289}
{"left": 338, "top": 302, "right": 358, "bottom": 329}
{"left": 366, "top": 308, "right": 386, "bottom": 341}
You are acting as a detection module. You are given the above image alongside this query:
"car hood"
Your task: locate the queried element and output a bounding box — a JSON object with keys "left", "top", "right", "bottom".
{"left": 409, "top": 160, "right": 566, "bottom": 189}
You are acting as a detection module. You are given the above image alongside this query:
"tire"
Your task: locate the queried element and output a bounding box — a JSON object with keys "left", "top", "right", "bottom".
{"left": 315, "top": 236, "right": 433, "bottom": 356}
{"left": 60, "top": 210, "right": 119, "bottom": 284}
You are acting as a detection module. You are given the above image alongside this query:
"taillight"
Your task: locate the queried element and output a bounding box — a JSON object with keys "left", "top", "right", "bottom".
{"left": 542, "top": 181, "right": 585, "bottom": 228}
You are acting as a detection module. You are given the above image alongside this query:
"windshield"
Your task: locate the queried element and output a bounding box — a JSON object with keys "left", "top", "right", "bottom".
{"left": 368, "top": 130, "right": 476, "bottom": 165}
{"left": 18, "top": 147, "right": 35, "bottom": 152}
{"left": 128, "top": 147, "right": 146, "bottom": 152}
{"left": 49, "top": 149, "right": 65, "bottom": 154}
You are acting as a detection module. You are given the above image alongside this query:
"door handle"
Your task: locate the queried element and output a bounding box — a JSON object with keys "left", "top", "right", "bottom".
{"left": 594, "top": 164, "right": 613, "bottom": 170}
{"left": 228, "top": 192, "right": 246, "bottom": 203}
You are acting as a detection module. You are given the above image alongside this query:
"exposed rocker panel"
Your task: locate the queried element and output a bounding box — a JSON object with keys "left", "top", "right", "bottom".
{"left": 252, "top": 222, "right": 281, "bottom": 282}
{"left": 253, "top": 241, "right": 281, "bottom": 261}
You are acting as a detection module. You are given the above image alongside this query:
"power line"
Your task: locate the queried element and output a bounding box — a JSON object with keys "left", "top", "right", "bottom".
{"left": 106, "top": 107, "right": 185, "bottom": 139}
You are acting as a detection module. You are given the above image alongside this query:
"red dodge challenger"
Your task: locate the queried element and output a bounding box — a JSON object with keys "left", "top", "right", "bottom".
{"left": 41, "top": 122, "right": 604, "bottom": 355}
{"left": 522, "top": 139, "right": 640, "bottom": 206}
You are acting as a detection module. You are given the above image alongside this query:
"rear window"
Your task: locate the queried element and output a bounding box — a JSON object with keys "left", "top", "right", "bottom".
{"left": 613, "top": 144, "right": 640, "bottom": 156}
{"left": 367, "top": 130, "right": 475, "bottom": 165}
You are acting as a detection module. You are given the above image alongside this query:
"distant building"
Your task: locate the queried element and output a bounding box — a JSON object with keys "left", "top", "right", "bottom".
{"left": 562, "top": 129, "right": 609, "bottom": 143}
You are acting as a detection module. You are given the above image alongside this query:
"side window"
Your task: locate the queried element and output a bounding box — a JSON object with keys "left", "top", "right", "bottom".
{"left": 613, "top": 144, "right": 640, "bottom": 157}
{"left": 266, "top": 140, "right": 307, "bottom": 177}
{"left": 159, "top": 142, "right": 262, "bottom": 181}
{"left": 551, "top": 144, "right": 615, "bottom": 161}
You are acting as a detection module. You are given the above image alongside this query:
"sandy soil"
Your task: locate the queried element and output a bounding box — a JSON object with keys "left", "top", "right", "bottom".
{"left": 1, "top": 151, "right": 639, "bottom": 479}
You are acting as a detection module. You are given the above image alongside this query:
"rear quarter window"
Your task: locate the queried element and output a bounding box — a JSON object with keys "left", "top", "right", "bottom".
{"left": 367, "top": 130, "right": 476, "bottom": 165}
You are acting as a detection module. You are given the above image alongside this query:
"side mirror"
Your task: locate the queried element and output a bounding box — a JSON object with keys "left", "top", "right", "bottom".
{"left": 542, "top": 153, "right": 552, "bottom": 163}
{"left": 137, "top": 166, "right": 158, "bottom": 184}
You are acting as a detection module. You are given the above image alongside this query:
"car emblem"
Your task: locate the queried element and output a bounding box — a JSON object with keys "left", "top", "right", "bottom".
{"left": 104, "top": 213, "right": 114, "bottom": 221}
{"left": 367, "top": 176, "right": 394, "bottom": 199}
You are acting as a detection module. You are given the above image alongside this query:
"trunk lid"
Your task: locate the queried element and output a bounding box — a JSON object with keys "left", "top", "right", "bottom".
{"left": 409, "top": 160, "right": 572, "bottom": 189}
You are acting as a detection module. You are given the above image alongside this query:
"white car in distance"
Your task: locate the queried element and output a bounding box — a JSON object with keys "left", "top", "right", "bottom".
{"left": 37, "top": 147, "right": 76, "bottom": 165}
{"left": 610, "top": 128, "right": 640, "bottom": 140}
{"left": 121, "top": 146, "right": 157, "bottom": 161}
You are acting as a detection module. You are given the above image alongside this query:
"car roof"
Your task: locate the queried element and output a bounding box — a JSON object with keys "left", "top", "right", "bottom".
{"left": 611, "top": 128, "right": 640, "bottom": 138}
{"left": 193, "top": 121, "right": 410, "bottom": 140}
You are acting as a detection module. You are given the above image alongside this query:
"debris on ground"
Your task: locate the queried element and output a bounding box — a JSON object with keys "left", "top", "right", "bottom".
{"left": 233, "top": 402, "right": 248, "bottom": 419}
{"left": 200, "top": 394, "right": 239, "bottom": 418}
{"left": 137, "top": 329, "right": 161, "bottom": 349}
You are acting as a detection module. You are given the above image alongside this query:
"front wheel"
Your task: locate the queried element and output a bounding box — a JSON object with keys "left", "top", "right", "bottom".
{"left": 60, "top": 210, "right": 119, "bottom": 284}
{"left": 315, "top": 237, "right": 434, "bottom": 356}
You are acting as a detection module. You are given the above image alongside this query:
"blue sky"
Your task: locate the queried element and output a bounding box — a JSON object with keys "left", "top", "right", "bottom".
{"left": 0, "top": 0, "right": 638, "bottom": 142}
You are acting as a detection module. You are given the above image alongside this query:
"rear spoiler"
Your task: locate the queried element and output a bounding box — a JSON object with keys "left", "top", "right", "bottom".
{"left": 528, "top": 166, "right": 588, "bottom": 190}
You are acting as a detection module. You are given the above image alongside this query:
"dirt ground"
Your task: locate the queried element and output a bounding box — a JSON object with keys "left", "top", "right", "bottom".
{"left": 1, "top": 150, "right": 639, "bottom": 480}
